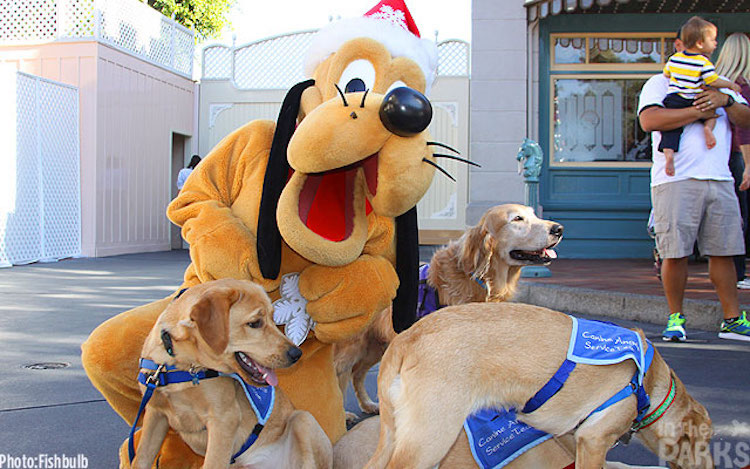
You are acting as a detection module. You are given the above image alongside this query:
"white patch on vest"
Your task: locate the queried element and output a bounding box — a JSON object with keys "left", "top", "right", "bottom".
{"left": 272, "top": 273, "right": 315, "bottom": 346}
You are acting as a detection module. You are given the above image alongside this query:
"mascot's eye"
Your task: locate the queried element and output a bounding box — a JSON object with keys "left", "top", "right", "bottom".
{"left": 513, "top": 216, "right": 524, "bottom": 222}
{"left": 338, "top": 59, "right": 375, "bottom": 93}
{"left": 345, "top": 78, "right": 366, "bottom": 93}
{"left": 247, "top": 320, "right": 262, "bottom": 329}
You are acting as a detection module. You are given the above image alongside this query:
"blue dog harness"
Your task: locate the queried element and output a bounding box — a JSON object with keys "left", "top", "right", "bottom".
{"left": 522, "top": 317, "right": 653, "bottom": 422}
{"left": 464, "top": 317, "right": 655, "bottom": 469}
{"left": 128, "top": 358, "right": 275, "bottom": 465}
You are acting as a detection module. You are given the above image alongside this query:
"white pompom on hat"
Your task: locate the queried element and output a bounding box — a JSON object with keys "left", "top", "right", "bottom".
{"left": 304, "top": 0, "right": 439, "bottom": 93}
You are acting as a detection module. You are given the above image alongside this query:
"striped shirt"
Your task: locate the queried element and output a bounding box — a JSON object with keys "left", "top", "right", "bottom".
{"left": 663, "top": 51, "right": 719, "bottom": 98}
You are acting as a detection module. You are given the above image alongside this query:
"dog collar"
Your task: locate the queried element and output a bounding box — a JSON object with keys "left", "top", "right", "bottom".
{"left": 634, "top": 372, "right": 676, "bottom": 430}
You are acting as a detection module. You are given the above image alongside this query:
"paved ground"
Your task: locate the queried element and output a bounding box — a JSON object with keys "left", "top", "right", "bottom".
{"left": 0, "top": 250, "right": 748, "bottom": 468}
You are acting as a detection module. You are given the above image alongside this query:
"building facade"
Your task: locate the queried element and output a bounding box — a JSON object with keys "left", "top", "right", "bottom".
{"left": 470, "top": 0, "right": 750, "bottom": 257}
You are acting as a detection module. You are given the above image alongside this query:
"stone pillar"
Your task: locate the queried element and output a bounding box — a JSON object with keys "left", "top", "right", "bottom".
{"left": 468, "top": 0, "right": 528, "bottom": 224}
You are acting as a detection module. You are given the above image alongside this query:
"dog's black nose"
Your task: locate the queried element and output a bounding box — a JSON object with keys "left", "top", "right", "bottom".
{"left": 286, "top": 346, "right": 302, "bottom": 364}
{"left": 379, "top": 87, "right": 432, "bottom": 137}
{"left": 550, "top": 224, "right": 564, "bottom": 237}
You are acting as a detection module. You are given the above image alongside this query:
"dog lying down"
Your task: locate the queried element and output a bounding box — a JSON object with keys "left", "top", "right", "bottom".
{"left": 130, "top": 279, "right": 332, "bottom": 469}
{"left": 364, "top": 303, "right": 713, "bottom": 469}
{"left": 334, "top": 203, "right": 563, "bottom": 420}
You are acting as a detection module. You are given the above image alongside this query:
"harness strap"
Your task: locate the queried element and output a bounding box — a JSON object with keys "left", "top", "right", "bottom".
{"left": 588, "top": 343, "right": 655, "bottom": 422}
{"left": 522, "top": 359, "right": 577, "bottom": 414}
{"left": 128, "top": 359, "right": 221, "bottom": 464}
{"left": 128, "top": 381, "right": 157, "bottom": 463}
{"left": 231, "top": 423, "right": 264, "bottom": 464}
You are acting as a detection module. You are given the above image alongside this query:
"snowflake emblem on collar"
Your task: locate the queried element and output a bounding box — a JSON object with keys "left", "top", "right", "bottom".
{"left": 371, "top": 5, "right": 407, "bottom": 30}
{"left": 272, "top": 273, "right": 315, "bottom": 346}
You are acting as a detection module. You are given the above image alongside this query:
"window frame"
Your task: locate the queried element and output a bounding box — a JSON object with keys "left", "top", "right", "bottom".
{"left": 548, "top": 32, "right": 676, "bottom": 168}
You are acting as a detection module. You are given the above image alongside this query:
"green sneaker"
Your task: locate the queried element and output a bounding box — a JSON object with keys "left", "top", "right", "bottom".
{"left": 662, "top": 313, "right": 687, "bottom": 342}
{"left": 719, "top": 312, "right": 750, "bottom": 342}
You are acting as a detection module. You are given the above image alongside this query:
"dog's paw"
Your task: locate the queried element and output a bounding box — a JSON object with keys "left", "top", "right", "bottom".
{"left": 360, "top": 401, "right": 380, "bottom": 415}
{"left": 345, "top": 411, "right": 360, "bottom": 423}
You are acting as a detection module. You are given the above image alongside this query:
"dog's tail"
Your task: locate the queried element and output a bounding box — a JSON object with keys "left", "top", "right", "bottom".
{"left": 364, "top": 337, "right": 405, "bottom": 468}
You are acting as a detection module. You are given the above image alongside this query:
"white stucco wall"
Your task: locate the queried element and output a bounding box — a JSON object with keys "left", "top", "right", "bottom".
{"left": 468, "top": 0, "right": 529, "bottom": 223}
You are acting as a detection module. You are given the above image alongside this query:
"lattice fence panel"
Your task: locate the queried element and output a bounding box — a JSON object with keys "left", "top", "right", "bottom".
{"left": 38, "top": 78, "right": 80, "bottom": 260}
{"left": 437, "top": 40, "right": 470, "bottom": 77}
{"left": 0, "top": 0, "right": 58, "bottom": 42}
{"left": 1, "top": 0, "right": 193, "bottom": 77}
{"left": 202, "top": 45, "right": 232, "bottom": 80}
{"left": 233, "top": 31, "right": 316, "bottom": 89}
{"left": 0, "top": 73, "right": 80, "bottom": 267}
{"left": 58, "top": 0, "right": 95, "bottom": 38}
{"left": 205, "top": 32, "right": 470, "bottom": 88}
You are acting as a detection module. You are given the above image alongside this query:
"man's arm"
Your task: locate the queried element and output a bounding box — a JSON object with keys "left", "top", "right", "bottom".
{"left": 740, "top": 144, "right": 750, "bottom": 191}
{"left": 638, "top": 105, "right": 717, "bottom": 132}
{"left": 693, "top": 87, "right": 750, "bottom": 128}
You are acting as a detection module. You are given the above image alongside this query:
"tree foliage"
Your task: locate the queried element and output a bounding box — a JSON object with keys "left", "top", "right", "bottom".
{"left": 143, "top": 0, "right": 233, "bottom": 42}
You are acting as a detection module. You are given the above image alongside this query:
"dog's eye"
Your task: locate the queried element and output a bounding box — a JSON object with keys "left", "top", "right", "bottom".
{"left": 247, "top": 320, "right": 263, "bottom": 329}
{"left": 513, "top": 216, "right": 524, "bottom": 222}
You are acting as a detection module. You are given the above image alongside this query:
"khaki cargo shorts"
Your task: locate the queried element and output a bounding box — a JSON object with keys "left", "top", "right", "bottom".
{"left": 651, "top": 179, "right": 744, "bottom": 259}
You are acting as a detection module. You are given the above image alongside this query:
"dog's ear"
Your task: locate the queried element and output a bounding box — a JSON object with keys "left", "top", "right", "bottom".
{"left": 392, "top": 206, "right": 419, "bottom": 333}
{"left": 257, "top": 79, "right": 316, "bottom": 280}
{"left": 458, "top": 222, "right": 488, "bottom": 274}
{"left": 190, "top": 287, "right": 240, "bottom": 354}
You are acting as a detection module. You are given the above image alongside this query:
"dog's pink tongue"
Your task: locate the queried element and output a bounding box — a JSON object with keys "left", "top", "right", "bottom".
{"left": 544, "top": 248, "right": 557, "bottom": 259}
{"left": 259, "top": 365, "right": 278, "bottom": 387}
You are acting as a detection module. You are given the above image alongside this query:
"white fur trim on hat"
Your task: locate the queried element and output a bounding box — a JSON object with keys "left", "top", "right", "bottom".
{"left": 304, "top": 17, "right": 438, "bottom": 93}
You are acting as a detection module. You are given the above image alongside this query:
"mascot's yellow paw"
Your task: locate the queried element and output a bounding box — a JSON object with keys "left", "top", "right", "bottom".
{"left": 299, "top": 255, "right": 398, "bottom": 341}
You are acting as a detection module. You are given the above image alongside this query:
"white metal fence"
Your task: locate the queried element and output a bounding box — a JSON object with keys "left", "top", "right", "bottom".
{"left": 202, "top": 32, "right": 470, "bottom": 87}
{"left": 0, "top": 71, "right": 80, "bottom": 267}
{"left": 0, "top": 0, "right": 194, "bottom": 77}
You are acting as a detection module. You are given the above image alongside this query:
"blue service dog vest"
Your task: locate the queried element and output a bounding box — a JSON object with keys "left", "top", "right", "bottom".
{"left": 464, "top": 408, "right": 552, "bottom": 468}
{"left": 464, "top": 317, "right": 651, "bottom": 469}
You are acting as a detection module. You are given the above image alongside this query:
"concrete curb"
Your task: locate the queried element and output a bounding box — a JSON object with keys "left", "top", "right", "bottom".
{"left": 514, "top": 281, "right": 750, "bottom": 332}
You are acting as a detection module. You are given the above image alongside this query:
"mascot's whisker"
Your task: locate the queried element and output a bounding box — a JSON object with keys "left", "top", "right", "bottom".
{"left": 422, "top": 158, "right": 456, "bottom": 182}
{"left": 426, "top": 141, "right": 460, "bottom": 153}
{"left": 432, "top": 153, "right": 481, "bottom": 168}
{"left": 360, "top": 89, "right": 369, "bottom": 108}
{"left": 334, "top": 84, "right": 349, "bottom": 106}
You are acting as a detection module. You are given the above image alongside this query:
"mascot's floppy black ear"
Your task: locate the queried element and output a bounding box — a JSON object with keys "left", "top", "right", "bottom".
{"left": 392, "top": 206, "right": 419, "bottom": 332}
{"left": 257, "top": 79, "right": 316, "bottom": 280}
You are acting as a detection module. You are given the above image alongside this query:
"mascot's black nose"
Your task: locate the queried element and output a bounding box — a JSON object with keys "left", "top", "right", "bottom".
{"left": 287, "top": 346, "right": 302, "bottom": 364}
{"left": 550, "top": 224, "right": 564, "bottom": 237}
{"left": 379, "top": 87, "right": 432, "bottom": 137}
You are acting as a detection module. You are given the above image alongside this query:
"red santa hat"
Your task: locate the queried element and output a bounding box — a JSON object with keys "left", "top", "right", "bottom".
{"left": 304, "top": 0, "right": 439, "bottom": 93}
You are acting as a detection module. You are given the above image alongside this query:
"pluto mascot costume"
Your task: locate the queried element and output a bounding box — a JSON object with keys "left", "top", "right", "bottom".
{"left": 82, "top": 0, "right": 443, "bottom": 466}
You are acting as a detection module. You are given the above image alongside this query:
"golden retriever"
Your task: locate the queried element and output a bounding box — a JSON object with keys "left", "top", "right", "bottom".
{"left": 333, "top": 203, "right": 563, "bottom": 420}
{"left": 365, "top": 303, "right": 713, "bottom": 469}
{"left": 131, "top": 279, "right": 332, "bottom": 469}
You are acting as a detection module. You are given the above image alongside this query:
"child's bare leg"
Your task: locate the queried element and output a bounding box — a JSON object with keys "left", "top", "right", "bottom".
{"left": 704, "top": 117, "right": 717, "bottom": 150}
{"left": 663, "top": 149, "right": 675, "bottom": 176}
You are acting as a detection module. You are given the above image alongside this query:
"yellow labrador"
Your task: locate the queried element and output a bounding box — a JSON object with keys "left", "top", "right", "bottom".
{"left": 365, "top": 303, "right": 712, "bottom": 469}
{"left": 131, "top": 279, "right": 332, "bottom": 469}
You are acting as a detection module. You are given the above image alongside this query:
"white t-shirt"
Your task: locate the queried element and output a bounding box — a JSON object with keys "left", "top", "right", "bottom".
{"left": 176, "top": 168, "right": 193, "bottom": 190}
{"left": 637, "top": 74, "right": 747, "bottom": 187}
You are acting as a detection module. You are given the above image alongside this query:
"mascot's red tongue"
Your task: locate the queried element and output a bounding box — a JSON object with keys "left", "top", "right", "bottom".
{"left": 298, "top": 156, "right": 377, "bottom": 242}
